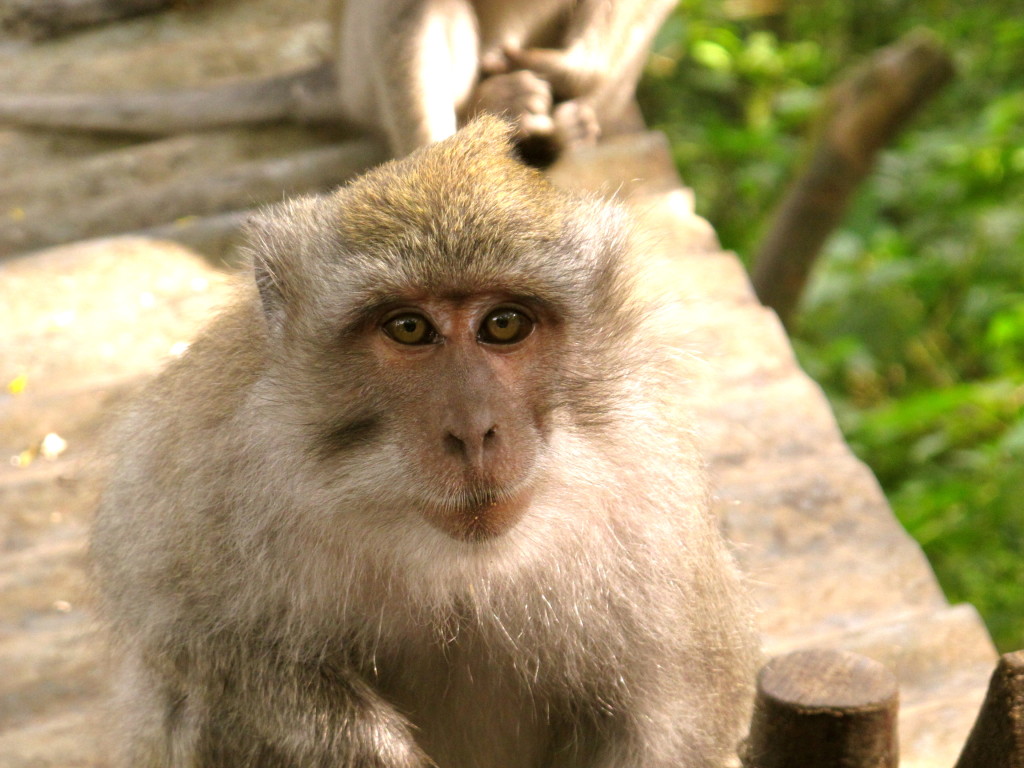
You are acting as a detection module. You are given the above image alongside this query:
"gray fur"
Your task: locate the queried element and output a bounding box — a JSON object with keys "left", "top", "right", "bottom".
{"left": 92, "top": 117, "right": 758, "bottom": 768}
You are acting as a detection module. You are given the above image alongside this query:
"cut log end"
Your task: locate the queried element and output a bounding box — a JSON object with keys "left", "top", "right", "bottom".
{"left": 742, "top": 648, "right": 899, "bottom": 768}
{"left": 954, "top": 650, "right": 1024, "bottom": 768}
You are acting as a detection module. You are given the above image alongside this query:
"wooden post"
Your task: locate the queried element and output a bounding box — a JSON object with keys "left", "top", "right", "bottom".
{"left": 954, "top": 650, "right": 1024, "bottom": 768}
{"left": 741, "top": 648, "right": 899, "bottom": 768}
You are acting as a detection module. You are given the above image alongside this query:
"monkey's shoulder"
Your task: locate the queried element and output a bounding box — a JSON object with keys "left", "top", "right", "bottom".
{"left": 102, "top": 296, "right": 266, "bottom": 481}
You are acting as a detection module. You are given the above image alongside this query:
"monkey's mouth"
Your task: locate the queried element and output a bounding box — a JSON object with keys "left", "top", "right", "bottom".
{"left": 421, "top": 485, "right": 533, "bottom": 543}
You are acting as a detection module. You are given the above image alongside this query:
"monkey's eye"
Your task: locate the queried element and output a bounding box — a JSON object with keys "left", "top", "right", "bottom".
{"left": 383, "top": 313, "right": 437, "bottom": 345}
{"left": 479, "top": 308, "right": 533, "bottom": 345}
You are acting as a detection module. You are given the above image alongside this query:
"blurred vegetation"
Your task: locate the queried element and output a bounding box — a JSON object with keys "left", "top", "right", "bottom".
{"left": 639, "top": 0, "right": 1024, "bottom": 651}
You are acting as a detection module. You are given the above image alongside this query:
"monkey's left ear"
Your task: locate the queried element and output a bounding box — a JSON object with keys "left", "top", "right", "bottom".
{"left": 253, "top": 249, "right": 285, "bottom": 324}
{"left": 243, "top": 209, "right": 295, "bottom": 330}
{"left": 244, "top": 218, "right": 291, "bottom": 331}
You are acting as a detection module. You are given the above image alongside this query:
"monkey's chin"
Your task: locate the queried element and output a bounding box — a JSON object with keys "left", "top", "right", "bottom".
{"left": 422, "top": 488, "right": 533, "bottom": 543}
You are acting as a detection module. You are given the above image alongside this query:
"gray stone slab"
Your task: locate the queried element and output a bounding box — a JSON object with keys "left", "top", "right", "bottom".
{"left": 1, "top": 237, "right": 234, "bottom": 396}
{"left": 0, "top": 539, "right": 90, "bottom": 632}
{"left": 0, "top": 709, "right": 105, "bottom": 768}
{"left": 693, "top": 372, "right": 847, "bottom": 465}
{"left": 0, "top": 0, "right": 328, "bottom": 94}
{"left": 0, "top": 461, "right": 94, "bottom": 554}
{"left": 548, "top": 131, "right": 685, "bottom": 200}
{"left": 0, "top": 626, "right": 101, "bottom": 729}
{"left": 0, "top": 238, "right": 230, "bottom": 766}
{"left": 632, "top": 190, "right": 725, "bottom": 258}
{"left": 713, "top": 449, "right": 949, "bottom": 635}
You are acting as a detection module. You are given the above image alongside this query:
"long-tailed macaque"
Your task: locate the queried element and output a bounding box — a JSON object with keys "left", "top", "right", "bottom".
{"left": 332, "top": 0, "right": 678, "bottom": 157}
{"left": 91, "top": 117, "right": 758, "bottom": 768}
{"left": 0, "top": 0, "right": 678, "bottom": 161}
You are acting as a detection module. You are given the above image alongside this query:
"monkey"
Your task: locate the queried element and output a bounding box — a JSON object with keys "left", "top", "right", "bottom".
{"left": 0, "top": 0, "right": 678, "bottom": 163}
{"left": 332, "top": 0, "right": 679, "bottom": 159}
{"left": 90, "top": 116, "right": 759, "bottom": 768}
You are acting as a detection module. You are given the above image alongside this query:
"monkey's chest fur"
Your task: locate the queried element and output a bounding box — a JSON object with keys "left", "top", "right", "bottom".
{"left": 334, "top": 588, "right": 614, "bottom": 768}
{"left": 376, "top": 640, "right": 556, "bottom": 768}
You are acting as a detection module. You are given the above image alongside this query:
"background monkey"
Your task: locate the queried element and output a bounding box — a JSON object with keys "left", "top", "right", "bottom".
{"left": 91, "top": 116, "right": 758, "bottom": 767}
{"left": 0, "top": 0, "right": 678, "bottom": 162}
{"left": 332, "top": 0, "right": 679, "bottom": 158}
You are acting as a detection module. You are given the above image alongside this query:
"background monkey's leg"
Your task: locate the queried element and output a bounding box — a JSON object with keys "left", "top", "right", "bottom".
{"left": 335, "top": 0, "right": 479, "bottom": 156}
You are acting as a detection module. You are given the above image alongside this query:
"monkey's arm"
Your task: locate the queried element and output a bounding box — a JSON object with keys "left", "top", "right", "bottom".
{"left": 502, "top": 0, "right": 677, "bottom": 117}
{"left": 133, "top": 648, "right": 429, "bottom": 767}
{"left": 334, "top": 0, "right": 481, "bottom": 157}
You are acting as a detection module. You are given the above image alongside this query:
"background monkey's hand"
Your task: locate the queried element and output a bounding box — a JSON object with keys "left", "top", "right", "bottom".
{"left": 468, "top": 69, "right": 555, "bottom": 143}
{"left": 477, "top": 46, "right": 601, "bottom": 154}
{"left": 501, "top": 44, "right": 601, "bottom": 101}
{"left": 551, "top": 98, "right": 600, "bottom": 150}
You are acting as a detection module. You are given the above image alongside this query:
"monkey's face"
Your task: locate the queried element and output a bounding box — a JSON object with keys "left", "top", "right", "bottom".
{"left": 256, "top": 279, "right": 569, "bottom": 546}
{"left": 356, "top": 292, "right": 556, "bottom": 542}
{"left": 246, "top": 117, "right": 638, "bottom": 549}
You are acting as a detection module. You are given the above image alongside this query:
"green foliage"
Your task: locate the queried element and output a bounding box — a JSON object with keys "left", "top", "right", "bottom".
{"left": 641, "top": 0, "right": 1024, "bottom": 651}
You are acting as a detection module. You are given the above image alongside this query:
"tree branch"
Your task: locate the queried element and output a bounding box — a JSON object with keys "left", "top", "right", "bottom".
{"left": 3, "top": 140, "right": 385, "bottom": 257}
{"left": 0, "top": 62, "right": 342, "bottom": 134}
{"left": 750, "top": 30, "right": 954, "bottom": 329}
{"left": 0, "top": 0, "right": 173, "bottom": 39}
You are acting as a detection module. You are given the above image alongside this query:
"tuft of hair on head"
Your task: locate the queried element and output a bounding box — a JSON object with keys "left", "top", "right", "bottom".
{"left": 244, "top": 115, "right": 530, "bottom": 310}
{"left": 243, "top": 113, "right": 620, "bottom": 329}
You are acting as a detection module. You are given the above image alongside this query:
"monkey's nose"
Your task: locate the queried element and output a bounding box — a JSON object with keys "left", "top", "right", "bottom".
{"left": 443, "top": 425, "right": 498, "bottom": 467}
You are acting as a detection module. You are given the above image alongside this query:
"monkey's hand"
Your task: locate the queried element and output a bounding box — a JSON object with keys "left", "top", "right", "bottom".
{"left": 165, "top": 652, "right": 431, "bottom": 767}
{"left": 552, "top": 99, "right": 601, "bottom": 151}
{"left": 257, "top": 659, "right": 431, "bottom": 767}
{"left": 501, "top": 44, "right": 601, "bottom": 101}
{"left": 467, "top": 69, "right": 555, "bottom": 142}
